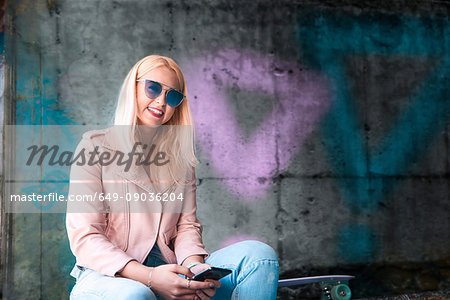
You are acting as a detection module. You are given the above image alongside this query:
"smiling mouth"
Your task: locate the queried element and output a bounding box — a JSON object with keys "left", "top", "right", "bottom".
{"left": 147, "top": 107, "right": 164, "bottom": 118}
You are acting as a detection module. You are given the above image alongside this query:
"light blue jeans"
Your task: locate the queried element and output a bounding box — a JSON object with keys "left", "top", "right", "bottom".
{"left": 69, "top": 240, "right": 279, "bottom": 299}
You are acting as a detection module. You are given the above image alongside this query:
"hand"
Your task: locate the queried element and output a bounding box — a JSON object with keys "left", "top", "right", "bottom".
{"left": 150, "top": 264, "right": 217, "bottom": 300}
{"left": 188, "top": 263, "right": 221, "bottom": 300}
{"left": 192, "top": 278, "right": 221, "bottom": 300}
{"left": 188, "top": 263, "right": 212, "bottom": 276}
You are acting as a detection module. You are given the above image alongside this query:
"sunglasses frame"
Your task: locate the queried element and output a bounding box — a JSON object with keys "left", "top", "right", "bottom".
{"left": 136, "top": 79, "right": 185, "bottom": 107}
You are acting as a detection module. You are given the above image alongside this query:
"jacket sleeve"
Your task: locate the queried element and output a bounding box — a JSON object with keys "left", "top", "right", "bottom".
{"left": 65, "top": 136, "right": 135, "bottom": 277}
{"left": 173, "top": 168, "right": 209, "bottom": 265}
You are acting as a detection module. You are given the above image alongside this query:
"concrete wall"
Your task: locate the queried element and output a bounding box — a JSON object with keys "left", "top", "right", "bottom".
{"left": 1, "top": 0, "right": 449, "bottom": 299}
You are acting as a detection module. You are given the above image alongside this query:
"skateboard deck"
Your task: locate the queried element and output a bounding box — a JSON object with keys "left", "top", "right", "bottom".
{"left": 278, "top": 275, "right": 354, "bottom": 300}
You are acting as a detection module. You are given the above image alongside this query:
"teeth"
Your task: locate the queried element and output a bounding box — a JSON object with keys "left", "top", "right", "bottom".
{"left": 148, "top": 107, "right": 163, "bottom": 115}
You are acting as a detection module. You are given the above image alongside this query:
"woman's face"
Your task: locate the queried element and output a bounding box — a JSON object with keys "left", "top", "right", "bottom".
{"left": 136, "top": 67, "right": 179, "bottom": 126}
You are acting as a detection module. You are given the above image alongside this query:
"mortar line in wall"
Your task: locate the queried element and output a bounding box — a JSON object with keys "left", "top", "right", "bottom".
{"left": 271, "top": 9, "right": 284, "bottom": 261}
{"left": 274, "top": 128, "right": 284, "bottom": 263}
{"left": 168, "top": 1, "right": 175, "bottom": 52}
{"left": 38, "top": 203, "right": 43, "bottom": 298}
{"left": 446, "top": 124, "right": 450, "bottom": 179}
{"left": 39, "top": 46, "right": 43, "bottom": 300}
{"left": 4, "top": 6, "right": 17, "bottom": 297}
{"left": 360, "top": 56, "right": 372, "bottom": 193}
{"left": 197, "top": 174, "right": 450, "bottom": 180}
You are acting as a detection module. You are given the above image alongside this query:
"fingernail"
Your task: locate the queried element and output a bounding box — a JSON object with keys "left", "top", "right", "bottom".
{"left": 210, "top": 284, "right": 215, "bottom": 288}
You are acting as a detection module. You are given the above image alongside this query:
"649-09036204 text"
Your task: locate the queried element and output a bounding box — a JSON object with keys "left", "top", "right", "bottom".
{"left": 9, "top": 192, "right": 185, "bottom": 202}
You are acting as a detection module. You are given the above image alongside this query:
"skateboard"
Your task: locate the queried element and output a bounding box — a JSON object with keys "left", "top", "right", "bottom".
{"left": 278, "top": 275, "right": 354, "bottom": 300}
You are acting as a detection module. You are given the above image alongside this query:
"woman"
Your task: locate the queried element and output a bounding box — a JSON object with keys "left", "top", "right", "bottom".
{"left": 66, "top": 55, "right": 279, "bottom": 300}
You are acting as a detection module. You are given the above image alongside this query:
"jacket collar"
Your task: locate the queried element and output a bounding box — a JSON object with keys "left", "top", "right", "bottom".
{"left": 101, "top": 126, "right": 142, "bottom": 152}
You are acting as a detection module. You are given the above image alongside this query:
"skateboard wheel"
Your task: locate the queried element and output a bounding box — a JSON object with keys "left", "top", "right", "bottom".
{"left": 330, "top": 284, "right": 351, "bottom": 300}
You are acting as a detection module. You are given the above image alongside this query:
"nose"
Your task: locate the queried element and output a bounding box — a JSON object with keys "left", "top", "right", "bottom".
{"left": 154, "top": 89, "right": 168, "bottom": 106}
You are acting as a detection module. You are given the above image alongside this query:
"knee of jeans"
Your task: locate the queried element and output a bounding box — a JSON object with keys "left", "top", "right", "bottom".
{"left": 116, "top": 284, "right": 157, "bottom": 300}
{"left": 236, "top": 240, "right": 279, "bottom": 262}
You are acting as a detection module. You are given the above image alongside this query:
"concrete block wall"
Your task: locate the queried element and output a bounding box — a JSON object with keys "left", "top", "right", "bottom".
{"left": 1, "top": 0, "right": 449, "bottom": 299}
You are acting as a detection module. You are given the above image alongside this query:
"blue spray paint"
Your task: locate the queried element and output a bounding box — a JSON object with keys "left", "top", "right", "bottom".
{"left": 20, "top": 170, "right": 69, "bottom": 211}
{"left": 296, "top": 11, "right": 450, "bottom": 262}
{"left": 13, "top": 35, "right": 79, "bottom": 297}
{"left": 15, "top": 43, "right": 78, "bottom": 209}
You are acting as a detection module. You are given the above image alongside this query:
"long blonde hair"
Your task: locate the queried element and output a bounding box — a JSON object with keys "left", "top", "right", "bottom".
{"left": 114, "top": 55, "right": 199, "bottom": 189}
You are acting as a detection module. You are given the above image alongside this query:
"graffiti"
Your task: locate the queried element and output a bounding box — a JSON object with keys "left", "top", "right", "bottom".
{"left": 184, "top": 48, "right": 331, "bottom": 199}
{"left": 16, "top": 97, "right": 77, "bottom": 126}
{"left": 14, "top": 47, "right": 78, "bottom": 211}
{"left": 20, "top": 170, "right": 69, "bottom": 211}
{"left": 296, "top": 12, "right": 450, "bottom": 262}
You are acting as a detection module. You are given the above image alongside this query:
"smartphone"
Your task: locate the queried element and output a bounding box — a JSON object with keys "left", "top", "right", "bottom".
{"left": 191, "top": 267, "right": 232, "bottom": 281}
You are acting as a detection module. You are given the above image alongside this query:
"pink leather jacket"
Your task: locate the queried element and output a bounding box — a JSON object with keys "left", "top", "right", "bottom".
{"left": 66, "top": 128, "right": 209, "bottom": 277}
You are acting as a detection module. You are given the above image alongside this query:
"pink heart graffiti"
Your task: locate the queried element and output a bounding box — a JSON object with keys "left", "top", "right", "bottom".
{"left": 183, "top": 49, "right": 331, "bottom": 199}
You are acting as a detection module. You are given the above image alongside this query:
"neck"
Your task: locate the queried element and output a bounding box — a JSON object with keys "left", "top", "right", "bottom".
{"left": 136, "top": 125, "right": 158, "bottom": 146}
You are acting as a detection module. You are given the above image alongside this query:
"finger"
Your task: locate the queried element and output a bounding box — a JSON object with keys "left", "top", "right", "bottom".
{"left": 205, "top": 279, "right": 221, "bottom": 288}
{"left": 177, "top": 277, "right": 207, "bottom": 294}
{"left": 184, "top": 294, "right": 201, "bottom": 300}
{"left": 195, "top": 289, "right": 210, "bottom": 300}
{"left": 171, "top": 264, "right": 195, "bottom": 278}
{"left": 190, "top": 263, "right": 212, "bottom": 275}
{"left": 176, "top": 294, "right": 201, "bottom": 300}
{"left": 187, "top": 280, "right": 216, "bottom": 290}
{"left": 199, "top": 288, "right": 216, "bottom": 297}
{"left": 177, "top": 279, "right": 212, "bottom": 296}
{"left": 170, "top": 286, "right": 199, "bottom": 299}
{"left": 178, "top": 283, "right": 215, "bottom": 297}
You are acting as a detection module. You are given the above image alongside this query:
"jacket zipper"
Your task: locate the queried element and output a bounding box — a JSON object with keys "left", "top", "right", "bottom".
{"left": 123, "top": 181, "right": 131, "bottom": 251}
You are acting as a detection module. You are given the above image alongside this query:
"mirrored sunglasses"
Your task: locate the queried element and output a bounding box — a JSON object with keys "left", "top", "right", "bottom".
{"left": 136, "top": 79, "right": 185, "bottom": 108}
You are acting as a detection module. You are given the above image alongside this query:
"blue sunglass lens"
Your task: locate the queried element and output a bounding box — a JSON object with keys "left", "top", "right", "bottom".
{"left": 144, "top": 80, "right": 183, "bottom": 107}
{"left": 167, "top": 90, "right": 184, "bottom": 107}
{"left": 145, "top": 81, "right": 162, "bottom": 98}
